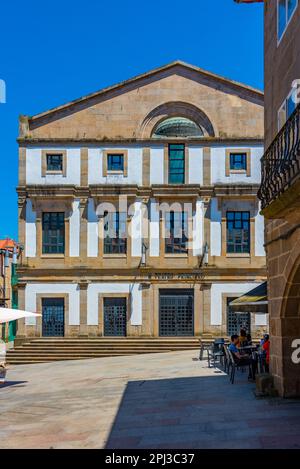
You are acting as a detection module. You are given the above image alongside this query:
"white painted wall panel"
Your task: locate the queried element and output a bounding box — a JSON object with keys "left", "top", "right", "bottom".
{"left": 150, "top": 146, "right": 164, "bottom": 184}
{"left": 210, "top": 198, "right": 222, "bottom": 256}
{"left": 88, "top": 147, "right": 143, "bottom": 185}
{"left": 131, "top": 201, "right": 142, "bottom": 257}
{"left": 25, "top": 283, "right": 80, "bottom": 326}
{"left": 255, "top": 314, "right": 268, "bottom": 326}
{"left": 26, "top": 147, "right": 81, "bottom": 185}
{"left": 69, "top": 199, "right": 80, "bottom": 257}
{"left": 149, "top": 199, "right": 160, "bottom": 257}
{"left": 87, "top": 198, "right": 99, "bottom": 257}
{"left": 188, "top": 147, "right": 203, "bottom": 184}
{"left": 255, "top": 203, "right": 265, "bottom": 257}
{"left": 210, "top": 282, "right": 261, "bottom": 326}
{"left": 25, "top": 199, "right": 36, "bottom": 257}
{"left": 87, "top": 283, "right": 142, "bottom": 326}
{"left": 211, "top": 146, "right": 263, "bottom": 184}
{"left": 192, "top": 199, "right": 204, "bottom": 256}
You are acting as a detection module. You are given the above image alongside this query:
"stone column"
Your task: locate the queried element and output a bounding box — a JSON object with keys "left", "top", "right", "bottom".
{"left": 201, "top": 283, "right": 212, "bottom": 335}
{"left": 79, "top": 198, "right": 88, "bottom": 261}
{"left": 16, "top": 282, "right": 26, "bottom": 339}
{"left": 79, "top": 281, "right": 89, "bottom": 337}
{"left": 203, "top": 147, "right": 211, "bottom": 186}
{"left": 80, "top": 147, "right": 88, "bottom": 186}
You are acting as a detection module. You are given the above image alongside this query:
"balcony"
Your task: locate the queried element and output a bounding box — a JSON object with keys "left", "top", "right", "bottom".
{"left": 258, "top": 105, "right": 300, "bottom": 214}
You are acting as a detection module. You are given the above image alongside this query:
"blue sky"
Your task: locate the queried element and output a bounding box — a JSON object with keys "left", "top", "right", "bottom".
{"left": 0, "top": 0, "right": 264, "bottom": 240}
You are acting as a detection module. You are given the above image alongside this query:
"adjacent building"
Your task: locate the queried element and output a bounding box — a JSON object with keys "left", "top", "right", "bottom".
{"left": 0, "top": 238, "right": 20, "bottom": 345}
{"left": 16, "top": 61, "right": 267, "bottom": 341}
{"left": 236, "top": 0, "right": 300, "bottom": 397}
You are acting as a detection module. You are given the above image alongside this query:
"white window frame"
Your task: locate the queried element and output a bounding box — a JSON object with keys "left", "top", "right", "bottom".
{"left": 278, "top": 87, "right": 297, "bottom": 130}
{"left": 277, "top": 0, "right": 298, "bottom": 45}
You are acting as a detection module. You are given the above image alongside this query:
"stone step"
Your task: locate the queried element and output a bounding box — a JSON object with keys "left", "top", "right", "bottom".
{"left": 18, "top": 343, "right": 199, "bottom": 349}
{"left": 7, "top": 337, "right": 204, "bottom": 364}
{"left": 19, "top": 338, "right": 201, "bottom": 343}
{"left": 8, "top": 346, "right": 198, "bottom": 353}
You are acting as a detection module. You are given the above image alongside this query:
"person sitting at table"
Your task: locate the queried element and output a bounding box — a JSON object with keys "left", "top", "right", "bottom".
{"left": 262, "top": 334, "right": 270, "bottom": 372}
{"left": 260, "top": 335, "right": 266, "bottom": 346}
{"left": 238, "top": 328, "right": 248, "bottom": 346}
{"left": 229, "top": 334, "right": 257, "bottom": 380}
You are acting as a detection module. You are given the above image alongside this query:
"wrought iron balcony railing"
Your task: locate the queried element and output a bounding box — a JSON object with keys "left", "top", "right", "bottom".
{"left": 258, "top": 104, "right": 300, "bottom": 210}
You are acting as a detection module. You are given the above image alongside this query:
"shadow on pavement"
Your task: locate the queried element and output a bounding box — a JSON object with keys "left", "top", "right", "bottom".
{"left": 105, "top": 371, "right": 300, "bottom": 449}
{"left": 0, "top": 381, "right": 27, "bottom": 389}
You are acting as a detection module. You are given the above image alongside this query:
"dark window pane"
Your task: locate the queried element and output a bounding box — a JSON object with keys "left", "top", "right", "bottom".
{"left": 287, "top": 93, "right": 296, "bottom": 119}
{"left": 104, "top": 211, "right": 127, "bottom": 254}
{"left": 230, "top": 153, "right": 247, "bottom": 171}
{"left": 165, "top": 211, "right": 188, "bottom": 254}
{"left": 226, "top": 211, "right": 250, "bottom": 254}
{"left": 278, "top": 0, "right": 287, "bottom": 38}
{"left": 107, "top": 154, "right": 124, "bottom": 171}
{"left": 42, "top": 212, "right": 65, "bottom": 254}
{"left": 46, "top": 154, "right": 63, "bottom": 171}
{"left": 288, "top": 0, "right": 297, "bottom": 20}
{"left": 169, "top": 144, "right": 185, "bottom": 184}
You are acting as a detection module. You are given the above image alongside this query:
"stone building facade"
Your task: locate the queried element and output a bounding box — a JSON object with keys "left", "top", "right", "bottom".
{"left": 16, "top": 61, "right": 267, "bottom": 340}
{"left": 257, "top": 1, "right": 300, "bottom": 397}
{"left": 238, "top": 0, "right": 300, "bottom": 397}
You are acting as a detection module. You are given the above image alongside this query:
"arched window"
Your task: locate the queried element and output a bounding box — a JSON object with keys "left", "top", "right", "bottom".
{"left": 153, "top": 117, "right": 204, "bottom": 138}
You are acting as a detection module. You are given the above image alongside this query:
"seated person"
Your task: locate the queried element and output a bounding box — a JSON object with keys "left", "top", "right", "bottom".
{"left": 246, "top": 333, "right": 252, "bottom": 345}
{"left": 0, "top": 339, "right": 7, "bottom": 386}
{"left": 262, "top": 334, "right": 270, "bottom": 373}
{"left": 260, "top": 335, "right": 265, "bottom": 346}
{"left": 238, "top": 328, "right": 248, "bottom": 346}
{"left": 229, "top": 334, "right": 257, "bottom": 380}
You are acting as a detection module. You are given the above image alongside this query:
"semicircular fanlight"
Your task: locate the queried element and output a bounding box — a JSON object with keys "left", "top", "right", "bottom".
{"left": 153, "top": 117, "right": 204, "bottom": 138}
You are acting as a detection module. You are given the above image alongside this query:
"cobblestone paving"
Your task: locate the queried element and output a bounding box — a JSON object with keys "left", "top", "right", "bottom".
{"left": 1, "top": 350, "right": 300, "bottom": 448}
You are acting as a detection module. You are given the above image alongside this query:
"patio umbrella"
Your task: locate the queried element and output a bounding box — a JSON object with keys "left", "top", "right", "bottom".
{"left": 229, "top": 282, "right": 268, "bottom": 314}
{"left": 0, "top": 307, "right": 41, "bottom": 323}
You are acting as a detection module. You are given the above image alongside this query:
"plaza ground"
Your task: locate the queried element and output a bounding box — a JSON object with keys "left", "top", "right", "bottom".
{"left": 1, "top": 350, "right": 300, "bottom": 449}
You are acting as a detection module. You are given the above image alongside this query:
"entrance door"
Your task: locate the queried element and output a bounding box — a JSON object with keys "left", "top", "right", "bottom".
{"left": 159, "top": 290, "right": 194, "bottom": 336}
{"left": 42, "top": 298, "right": 64, "bottom": 337}
{"left": 227, "top": 297, "right": 251, "bottom": 336}
{"left": 104, "top": 298, "right": 127, "bottom": 336}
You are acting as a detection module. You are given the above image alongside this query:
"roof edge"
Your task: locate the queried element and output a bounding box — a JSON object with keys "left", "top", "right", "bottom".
{"left": 25, "top": 60, "right": 264, "bottom": 123}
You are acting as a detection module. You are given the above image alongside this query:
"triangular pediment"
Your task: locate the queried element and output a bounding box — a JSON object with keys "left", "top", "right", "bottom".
{"left": 19, "top": 61, "right": 264, "bottom": 141}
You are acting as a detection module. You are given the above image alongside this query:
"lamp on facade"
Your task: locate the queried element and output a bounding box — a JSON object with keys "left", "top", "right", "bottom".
{"left": 203, "top": 242, "right": 209, "bottom": 266}
{"left": 141, "top": 242, "right": 148, "bottom": 267}
{"left": 199, "top": 242, "right": 209, "bottom": 267}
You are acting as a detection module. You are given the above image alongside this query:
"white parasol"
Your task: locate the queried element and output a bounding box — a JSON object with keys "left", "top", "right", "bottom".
{"left": 0, "top": 308, "right": 41, "bottom": 324}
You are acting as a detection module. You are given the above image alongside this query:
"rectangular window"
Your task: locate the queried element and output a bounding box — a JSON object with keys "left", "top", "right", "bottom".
{"left": 278, "top": 89, "right": 297, "bottom": 130}
{"left": 230, "top": 152, "right": 247, "bottom": 171}
{"left": 226, "top": 211, "right": 250, "bottom": 254}
{"left": 46, "top": 153, "right": 63, "bottom": 172}
{"left": 168, "top": 144, "right": 185, "bottom": 184}
{"left": 165, "top": 211, "right": 188, "bottom": 254}
{"left": 42, "top": 212, "right": 65, "bottom": 254}
{"left": 107, "top": 154, "right": 124, "bottom": 172}
{"left": 278, "top": 0, "right": 298, "bottom": 41}
{"left": 104, "top": 211, "right": 127, "bottom": 254}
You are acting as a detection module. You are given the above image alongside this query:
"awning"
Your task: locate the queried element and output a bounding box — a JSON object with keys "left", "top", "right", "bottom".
{"left": 0, "top": 308, "right": 41, "bottom": 324}
{"left": 229, "top": 282, "right": 268, "bottom": 314}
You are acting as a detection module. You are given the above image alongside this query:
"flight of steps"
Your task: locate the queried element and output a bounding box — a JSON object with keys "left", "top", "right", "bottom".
{"left": 6, "top": 338, "right": 201, "bottom": 365}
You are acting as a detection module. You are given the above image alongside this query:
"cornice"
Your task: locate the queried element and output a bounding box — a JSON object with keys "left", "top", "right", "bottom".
{"left": 16, "top": 184, "right": 260, "bottom": 200}
{"left": 17, "top": 137, "right": 264, "bottom": 146}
